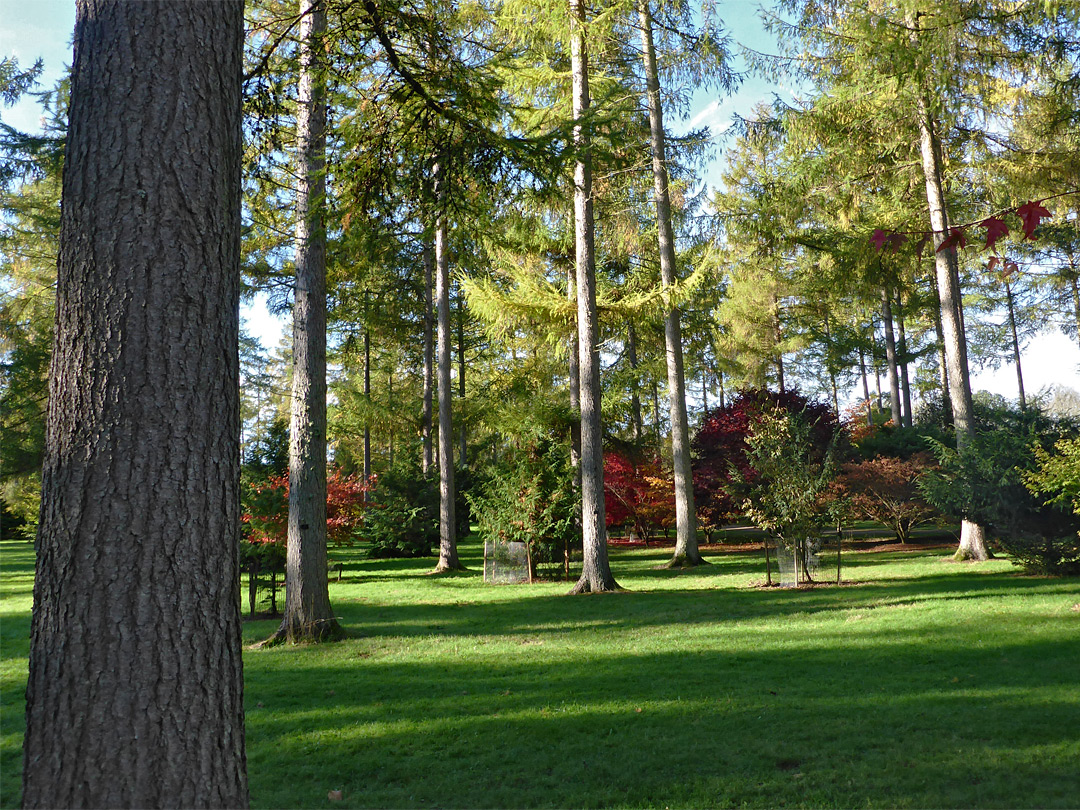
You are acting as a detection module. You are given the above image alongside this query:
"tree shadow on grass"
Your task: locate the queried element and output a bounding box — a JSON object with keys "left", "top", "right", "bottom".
{"left": 241, "top": 628, "right": 1080, "bottom": 809}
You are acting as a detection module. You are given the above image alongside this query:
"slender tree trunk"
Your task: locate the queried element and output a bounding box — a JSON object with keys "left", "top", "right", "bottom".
{"left": 458, "top": 291, "right": 467, "bottom": 467}
{"left": 773, "top": 301, "right": 785, "bottom": 394}
{"left": 823, "top": 317, "right": 840, "bottom": 418}
{"left": 568, "top": 263, "right": 583, "bottom": 494}
{"left": 569, "top": 0, "right": 619, "bottom": 593}
{"left": 915, "top": 88, "right": 989, "bottom": 561}
{"left": 1004, "top": 278, "right": 1026, "bottom": 409}
{"left": 1070, "top": 274, "right": 1080, "bottom": 346}
{"left": 638, "top": 0, "right": 701, "bottom": 567}
{"left": 387, "top": 369, "right": 394, "bottom": 467}
{"left": 433, "top": 162, "right": 462, "bottom": 572}
{"left": 718, "top": 368, "right": 726, "bottom": 410}
{"left": 881, "top": 288, "right": 903, "bottom": 427}
{"left": 273, "top": 0, "right": 343, "bottom": 644}
{"left": 363, "top": 326, "right": 371, "bottom": 494}
{"left": 23, "top": 2, "right": 248, "bottom": 805}
{"left": 859, "top": 345, "right": 873, "bottom": 426}
{"left": 702, "top": 369, "right": 709, "bottom": 414}
{"left": 422, "top": 239, "right": 434, "bottom": 476}
{"left": 627, "top": 321, "right": 643, "bottom": 444}
{"left": 930, "top": 280, "right": 952, "bottom": 419}
{"left": 896, "top": 291, "right": 913, "bottom": 428}
{"left": 651, "top": 382, "right": 662, "bottom": 446}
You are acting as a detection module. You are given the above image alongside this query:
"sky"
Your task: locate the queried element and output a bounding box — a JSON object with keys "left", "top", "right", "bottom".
{"left": 3, "top": 0, "right": 1078, "bottom": 405}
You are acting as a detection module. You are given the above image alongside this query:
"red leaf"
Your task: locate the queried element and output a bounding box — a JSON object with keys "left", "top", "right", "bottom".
{"left": 885, "top": 232, "right": 908, "bottom": 252}
{"left": 979, "top": 216, "right": 1009, "bottom": 251}
{"left": 870, "top": 229, "right": 890, "bottom": 252}
{"left": 936, "top": 227, "right": 967, "bottom": 254}
{"left": 1016, "top": 200, "right": 1051, "bottom": 240}
{"left": 914, "top": 233, "right": 932, "bottom": 260}
{"left": 986, "top": 256, "right": 1000, "bottom": 273}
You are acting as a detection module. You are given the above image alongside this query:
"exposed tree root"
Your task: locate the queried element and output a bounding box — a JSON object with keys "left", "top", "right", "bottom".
{"left": 568, "top": 575, "right": 623, "bottom": 594}
{"left": 428, "top": 561, "right": 469, "bottom": 575}
{"left": 257, "top": 617, "right": 345, "bottom": 648}
{"left": 659, "top": 553, "right": 710, "bottom": 570}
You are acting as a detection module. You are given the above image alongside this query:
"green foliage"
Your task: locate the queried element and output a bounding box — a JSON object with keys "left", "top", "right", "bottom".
{"left": 467, "top": 436, "right": 578, "bottom": 579}
{"left": 1025, "top": 436, "right": 1080, "bottom": 517}
{"left": 738, "top": 405, "right": 841, "bottom": 582}
{"left": 357, "top": 494, "right": 435, "bottom": 559}
{"left": 920, "top": 401, "right": 1080, "bottom": 575}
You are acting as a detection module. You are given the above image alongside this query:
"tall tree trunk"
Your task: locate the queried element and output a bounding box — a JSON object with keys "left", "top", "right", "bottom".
{"left": 930, "top": 280, "right": 952, "bottom": 419}
{"left": 433, "top": 163, "right": 462, "bottom": 572}
{"left": 387, "top": 369, "right": 394, "bottom": 467}
{"left": 651, "top": 382, "right": 662, "bottom": 445}
{"left": 627, "top": 320, "right": 643, "bottom": 444}
{"left": 23, "top": 2, "right": 248, "bottom": 806}
{"left": 274, "top": 0, "right": 343, "bottom": 643}
{"left": 881, "top": 287, "right": 903, "bottom": 427}
{"left": 1004, "top": 278, "right": 1026, "bottom": 409}
{"left": 915, "top": 89, "right": 989, "bottom": 561}
{"left": 702, "top": 369, "right": 709, "bottom": 414}
{"left": 896, "top": 291, "right": 913, "bottom": 428}
{"left": 569, "top": 0, "right": 619, "bottom": 593}
{"left": 568, "top": 264, "right": 582, "bottom": 478}
{"left": 458, "top": 290, "right": 467, "bottom": 467}
{"left": 638, "top": 0, "right": 701, "bottom": 567}
{"left": 859, "top": 345, "right": 873, "bottom": 426}
{"left": 1070, "top": 273, "right": 1080, "bottom": 347}
{"left": 823, "top": 316, "right": 840, "bottom": 418}
{"left": 718, "top": 368, "right": 726, "bottom": 410}
{"left": 422, "top": 239, "right": 434, "bottom": 476}
{"left": 773, "top": 300, "right": 785, "bottom": 394}
{"left": 363, "top": 326, "right": 371, "bottom": 494}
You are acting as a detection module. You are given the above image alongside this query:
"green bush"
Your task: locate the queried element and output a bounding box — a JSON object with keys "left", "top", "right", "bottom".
{"left": 467, "top": 437, "right": 578, "bottom": 580}
{"left": 920, "top": 399, "right": 1080, "bottom": 575}
{"left": 359, "top": 493, "right": 435, "bottom": 559}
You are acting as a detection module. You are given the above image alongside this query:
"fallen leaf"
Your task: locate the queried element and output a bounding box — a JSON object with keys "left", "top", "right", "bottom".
{"left": 328, "top": 789, "right": 343, "bottom": 801}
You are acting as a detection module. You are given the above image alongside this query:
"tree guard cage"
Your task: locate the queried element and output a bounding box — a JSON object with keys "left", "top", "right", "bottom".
{"left": 483, "top": 540, "right": 530, "bottom": 583}
{"left": 776, "top": 537, "right": 821, "bottom": 587}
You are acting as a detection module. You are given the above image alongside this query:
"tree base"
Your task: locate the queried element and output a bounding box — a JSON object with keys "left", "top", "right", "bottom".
{"left": 257, "top": 617, "right": 345, "bottom": 648}
{"left": 954, "top": 520, "right": 993, "bottom": 562}
{"left": 659, "top": 553, "right": 710, "bottom": 570}
{"left": 567, "top": 575, "right": 623, "bottom": 594}
{"left": 428, "top": 560, "right": 468, "bottom": 574}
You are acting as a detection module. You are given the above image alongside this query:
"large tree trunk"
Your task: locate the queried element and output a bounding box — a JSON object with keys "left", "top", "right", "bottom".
{"left": 881, "top": 287, "right": 903, "bottom": 427}
{"left": 569, "top": 0, "right": 619, "bottom": 593}
{"left": 433, "top": 162, "right": 463, "bottom": 572}
{"left": 23, "top": 2, "right": 248, "bottom": 806}
{"left": 773, "top": 300, "right": 786, "bottom": 393}
{"left": 638, "top": 0, "right": 702, "bottom": 568}
{"left": 1004, "top": 278, "right": 1026, "bottom": 409}
{"left": 273, "top": 0, "right": 343, "bottom": 643}
{"left": 930, "top": 280, "right": 952, "bottom": 419}
{"left": 915, "top": 90, "right": 990, "bottom": 561}
{"left": 422, "top": 239, "right": 434, "bottom": 475}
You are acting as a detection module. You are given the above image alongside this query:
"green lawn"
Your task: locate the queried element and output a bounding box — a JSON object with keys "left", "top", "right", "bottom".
{"left": 2, "top": 537, "right": 1078, "bottom": 808}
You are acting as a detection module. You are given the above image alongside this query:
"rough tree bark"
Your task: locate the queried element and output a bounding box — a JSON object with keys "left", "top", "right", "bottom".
{"left": 638, "top": 0, "right": 703, "bottom": 568}
{"left": 569, "top": 0, "right": 619, "bottom": 593}
{"left": 272, "top": 0, "right": 344, "bottom": 643}
{"left": 433, "top": 161, "right": 463, "bottom": 572}
{"left": 422, "top": 239, "right": 434, "bottom": 475}
{"left": 881, "top": 287, "right": 903, "bottom": 427}
{"left": 458, "top": 293, "right": 467, "bottom": 467}
{"left": 22, "top": 2, "right": 248, "bottom": 806}
{"left": 896, "top": 291, "right": 913, "bottom": 428}
{"left": 915, "top": 90, "right": 990, "bottom": 561}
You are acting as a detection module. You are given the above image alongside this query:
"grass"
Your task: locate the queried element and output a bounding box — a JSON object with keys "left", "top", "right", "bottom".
{"left": 2, "top": 536, "right": 1079, "bottom": 808}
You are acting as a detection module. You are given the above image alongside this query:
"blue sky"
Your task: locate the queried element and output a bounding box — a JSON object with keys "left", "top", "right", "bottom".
{"left": 3, "top": 0, "right": 1077, "bottom": 403}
